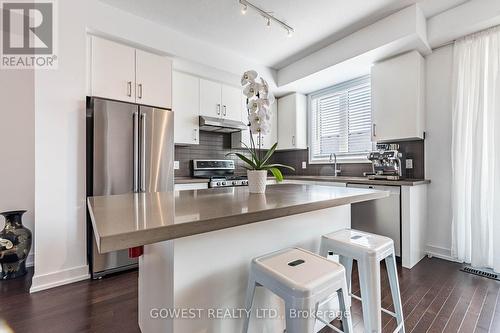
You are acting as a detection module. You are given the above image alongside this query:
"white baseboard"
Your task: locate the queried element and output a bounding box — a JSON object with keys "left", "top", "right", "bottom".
{"left": 426, "top": 244, "right": 462, "bottom": 263}
{"left": 30, "top": 265, "right": 90, "bottom": 293}
{"left": 26, "top": 253, "right": 34, "bottom": 268}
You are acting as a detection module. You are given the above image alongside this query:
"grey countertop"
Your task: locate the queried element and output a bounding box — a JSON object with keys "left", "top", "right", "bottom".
{"left": 87, "top": 184, "right": 388, "bottom": 253}
{"left": 175, "top": 176, "right": 431, "bottom": 186}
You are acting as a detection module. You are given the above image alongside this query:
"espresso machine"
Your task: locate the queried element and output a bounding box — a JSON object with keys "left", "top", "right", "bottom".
{"left": 365, "top": 144, "right": 403, "bottom": 180}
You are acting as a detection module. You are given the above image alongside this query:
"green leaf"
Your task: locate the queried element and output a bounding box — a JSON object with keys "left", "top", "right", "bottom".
{"left": 262, "top": 163, "right": 295, "bottom": 171}
{"left": 240, "top": 141, "right": 260, "bottom": 166}
{"left": 234, "top": 153, "right": 257, "bottom": 169}
{"left": 259, "top": 142, "right": 278, "bottom": 167}
{"left": 267, "top": 167, "right": 283, "bottom": 182}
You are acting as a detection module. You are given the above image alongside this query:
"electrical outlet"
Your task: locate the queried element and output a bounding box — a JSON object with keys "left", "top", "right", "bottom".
{"left": 302, "top": 161, "right": 307, "bottom": 169}
{"left": 174, "top": 161, "right": 180, "bottom": 170}
{"left": 406, "top": 159, "right": 413, "bottom": 169}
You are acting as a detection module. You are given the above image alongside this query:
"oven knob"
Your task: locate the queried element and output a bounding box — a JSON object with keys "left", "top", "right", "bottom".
{"left": 243, "top": 180, "right": 248, "bottom": 185}
{"left": 222, "top": 182, "right": 226, "bottom": 186}
{"left": 216, "top": 182, "right": 221, "bottom": 186}
{"left": 232, "top": 181, "right": 237, "bottom": 185}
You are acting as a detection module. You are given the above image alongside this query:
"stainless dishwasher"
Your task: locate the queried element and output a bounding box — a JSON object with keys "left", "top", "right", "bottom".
{"left": 347, "top": 184, "right": 401, "bottom": 257}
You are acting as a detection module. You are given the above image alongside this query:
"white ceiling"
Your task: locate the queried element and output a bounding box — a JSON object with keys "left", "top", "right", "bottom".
{"left": 98, "top": 0, "right": 468, "bottom": 69}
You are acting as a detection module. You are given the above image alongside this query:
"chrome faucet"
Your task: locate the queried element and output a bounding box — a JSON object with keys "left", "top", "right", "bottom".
{"left": 329, "top": 153, "right": 341, "bottom": 177}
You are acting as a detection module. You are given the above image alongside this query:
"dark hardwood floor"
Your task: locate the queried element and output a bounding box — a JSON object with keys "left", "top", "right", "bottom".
{"left": 0, "top": 257, "right": 499, "bottom": 333}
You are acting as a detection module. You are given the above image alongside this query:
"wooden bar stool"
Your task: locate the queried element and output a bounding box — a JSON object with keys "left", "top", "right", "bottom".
{"left": 320, "top": 229, "right": 405, "bottom": 333}
{"left": 242, "top": 247, "right": 353, "bottom": 333}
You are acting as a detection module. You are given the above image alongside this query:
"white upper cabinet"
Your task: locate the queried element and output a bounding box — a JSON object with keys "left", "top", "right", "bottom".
{"left": 277, "top": 93, "right": 307, "bottom": 150}
{"left": 221, "top": 85, "right": 243, "bottom": 122}
{"left": 173, "top": 71, "right": 200, "bottom": 145}
{"left": 135, "top": 49, "right": 172, "bottom": 109}
{"left": 91, "top": 36, "right": 136, "bottom": 103}
{"left": 90, "top": 36, "right": 172, "bottom": 109}
{"left": 200, "top": 79, "right": 222, "bottom": 118}
{"left": 199, "top": 78, "right": 242, "bottom": 122}
{"left": 371, "top": 51, "right": 425, "bottom": 142}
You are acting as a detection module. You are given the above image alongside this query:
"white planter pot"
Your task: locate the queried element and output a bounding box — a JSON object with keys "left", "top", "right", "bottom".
{"left": 247, "top": 170, "right": 268, "bottom": 194}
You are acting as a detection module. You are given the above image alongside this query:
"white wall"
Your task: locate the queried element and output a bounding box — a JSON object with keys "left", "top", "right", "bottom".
{"left": 425, "top": 44, "right": 454, "bottom": 259}
{"left": 0, "top": 68, "right": 35, "bottom": 267}
{"left": 31, "top": 0, "right": 275, "bottom": 292}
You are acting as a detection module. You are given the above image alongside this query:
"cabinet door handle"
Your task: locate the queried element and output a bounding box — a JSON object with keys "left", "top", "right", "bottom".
{"left": 138, "top": 83, "right": 143, "bottom": 99}
{"left": 127, "top": 81, "right": 132, "bottom": 97}
{"left": 373, "top": 123, "right": 376, "bottom": 137}
{"left": 216, "top": 104, "right": 221, "bottom": 116}
{"left": 193, "top": 128, "right": 198, "bottom": 142}
{"left": 292, "top": 135, "right": 295, "bottom": 146}
{"left": 223, "top": 105, "right": 227, "bottom": 117}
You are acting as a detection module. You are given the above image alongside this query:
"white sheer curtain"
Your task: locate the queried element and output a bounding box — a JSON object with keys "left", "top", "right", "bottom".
{"left": 451, "top": 26, "right": 500, "bottom": 272}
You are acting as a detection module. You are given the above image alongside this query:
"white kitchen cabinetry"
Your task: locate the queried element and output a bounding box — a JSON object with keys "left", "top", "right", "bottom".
{"left": 371, "top": 51, "right": 425, "bottom": 142}
{"left": 90, "top": 36, "right": 172, "bottom": 109}
{"left": 136, "top": 49, "right": 172, "bottom": 109}
{"left": 277, "top": 93, "right": 307, "bottom": 150}
{"left": 91, "top": 36, "right": 136, "bottom": 103}
{"left": 199, "top": 78, "right": 242, "bottom": 122}
{"left": 173, "top": 71, "right": 200, "bottom": 145}
{"left": 232, "top": 101, "right": 277, "bottom": 150}
{"left": 174, "top": 183, "right": 208, "bottom": 191}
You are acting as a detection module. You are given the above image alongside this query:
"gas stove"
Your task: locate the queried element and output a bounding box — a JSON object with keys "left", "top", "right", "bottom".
{"left": 192, "top": 160, "right": 248, "bottom": 188}
{"left": 209, "top": 176, "right": 248, "bottom": 188}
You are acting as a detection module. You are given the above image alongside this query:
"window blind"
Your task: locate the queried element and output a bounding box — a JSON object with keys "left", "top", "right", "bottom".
{"left": 310, "top": 75, "right": 372, "bottom": 162}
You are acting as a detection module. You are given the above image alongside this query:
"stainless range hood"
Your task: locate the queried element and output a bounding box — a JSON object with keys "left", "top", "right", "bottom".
{"left": 199, "top": 115, "right": 248, "bottom": 133}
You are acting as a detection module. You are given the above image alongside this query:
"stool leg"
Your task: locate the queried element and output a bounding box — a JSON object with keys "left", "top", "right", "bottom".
{"left": 337, "top": 283, "right": 353, "bottom": 333}
{"left": 339, "top": 255, "right": 353, "bottom": 294}
{"left": 242, "top": 274, "right": 257, "bottom": 333}
{"left": 285, "top": 300, "right": 316, "bottom": 333}
{"left": 319, "top": 238, "right": 329, "bottom": 257}
{"left": 385, "top": 254, "right": 405, "bottom": 333}
{"left": 358, "top": 258, "right": 382, "bottom": 333}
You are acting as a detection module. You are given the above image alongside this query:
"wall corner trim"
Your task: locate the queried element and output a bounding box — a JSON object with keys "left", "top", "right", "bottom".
{"left": 30, "top": 265, "right": 90, "bottom": 293}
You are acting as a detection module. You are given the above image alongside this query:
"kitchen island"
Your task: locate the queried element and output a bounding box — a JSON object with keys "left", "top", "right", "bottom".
{"left": 87, "top": 183, "right": 387, "bottom": 333}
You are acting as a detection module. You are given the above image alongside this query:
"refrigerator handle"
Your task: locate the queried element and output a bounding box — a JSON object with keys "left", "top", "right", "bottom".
{"left": 133, "top": 111, "right": 139, "bottom": 192}
{"left": 140, "top": 113, "right": 146, "bottom": 192}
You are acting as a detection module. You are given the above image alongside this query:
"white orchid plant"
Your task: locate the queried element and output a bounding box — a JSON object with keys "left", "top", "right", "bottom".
{"left": 227, "top": 70, "right": 294, "bottom": 181}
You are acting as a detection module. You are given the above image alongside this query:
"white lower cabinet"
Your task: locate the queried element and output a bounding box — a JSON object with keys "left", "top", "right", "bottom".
{"left": 174, "top": 183, "right": 208, "bottom": 191}
{"left": 173, "top": 71, "right": 200, "bottom": 145}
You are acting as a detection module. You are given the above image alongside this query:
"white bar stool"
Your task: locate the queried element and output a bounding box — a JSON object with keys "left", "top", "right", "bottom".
{"left": 319, "top": 229, "right": 405, "bottom": 333}
{"left": 242, "top": 247, "right": 353, "bottom": 333}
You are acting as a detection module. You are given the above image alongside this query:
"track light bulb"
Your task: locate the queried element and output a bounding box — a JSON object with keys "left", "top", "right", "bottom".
{"left": 266, "top": 17, "right": 271, "bottom": 27}
{"left": 241, "top": 4, "right": 247, "bottom": 14}
{"left": 287, "top": 29, "right": 293, "bottom": 37}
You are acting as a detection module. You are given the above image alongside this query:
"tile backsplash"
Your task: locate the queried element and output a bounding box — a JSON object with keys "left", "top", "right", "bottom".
{"left": 175, "top": 132, "right": 425, "bottom": 179}
{"left": 174, "top": 131, "right": 250, "bottom": 177}
{"left": 270, "top": 140, "right": 425, "bottom": 179}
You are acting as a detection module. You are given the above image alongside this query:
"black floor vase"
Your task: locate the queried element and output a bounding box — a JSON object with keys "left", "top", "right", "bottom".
{"left": 0, "top": 210, "right": 32, "bottom": 279}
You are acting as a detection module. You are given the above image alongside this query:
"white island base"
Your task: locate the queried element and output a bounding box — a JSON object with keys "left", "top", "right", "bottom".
{"left": 138, "top": 205, "right": 351, "bottom": 333}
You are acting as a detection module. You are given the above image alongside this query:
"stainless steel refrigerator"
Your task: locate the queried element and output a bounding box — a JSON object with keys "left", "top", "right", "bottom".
{"left": 86, "top": 97, "right": 174, "bottom": 278}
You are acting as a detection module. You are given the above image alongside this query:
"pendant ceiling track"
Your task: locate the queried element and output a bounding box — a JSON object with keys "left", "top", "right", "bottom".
{"left": 239, "top": 0, "right": 294, "bottom": 37}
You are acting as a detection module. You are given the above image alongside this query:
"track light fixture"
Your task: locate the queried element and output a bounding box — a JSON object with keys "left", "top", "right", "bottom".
{"left": 239, "top": 0, "right": 294, "bottom": 37}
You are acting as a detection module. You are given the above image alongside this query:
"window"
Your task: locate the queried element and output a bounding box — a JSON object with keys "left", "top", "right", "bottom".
{"left": 309, "top": 75, "right": 372, "bottom": 163}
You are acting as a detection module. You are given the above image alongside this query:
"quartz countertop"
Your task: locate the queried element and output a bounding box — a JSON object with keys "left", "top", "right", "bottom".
{"left": 87, "top": 184, "right": 388, "bottom": 253}
{"left": 174, "top": 176, "right": 430, "bottom": 186}
{"left": 284, "top": 176, "right": 431, "bottom": 186}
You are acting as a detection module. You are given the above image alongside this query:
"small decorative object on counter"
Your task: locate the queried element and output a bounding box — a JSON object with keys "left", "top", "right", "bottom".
{"left": 228, "top": 70, "right": 294, "bottom": 193}
{"left": 0, "top": 210, "right": 32, "bottom": 279}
